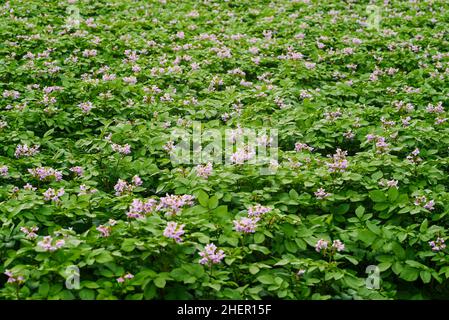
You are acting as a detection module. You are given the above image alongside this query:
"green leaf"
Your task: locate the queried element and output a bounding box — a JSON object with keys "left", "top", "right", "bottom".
{"left": 344, "top": 256, "right": 359, "bottom": 265}
{"left": 254, "top": 233, "right": 265, "bottom": 244}
{"left": 387, "top": 188, "right": 399, "bottom": 202}
{"left": 95, "top": 252, "right": 113, "bottom": 263}
{"left": 83, "top": 281, "right": 100, "bottom": 289}
{"left": 38, "top": 282, "right": 50, "bottom": 298}
{"left": 391, "top": 242, "right": 406, "bottom": 259}
{"left": 289, "top": 189, "right": 299, "bottom": 200}
{"left": 334, "top": 203, "right": 350, "bottom": 215}
{"left": 420, "top": 271, "right": 431, "bottom": 284}
{"left": 197, "top": 190, "right": 209, "bottom": 207}
{"left": 358, "top": 229, "right": 377, "bottom": 245}
{"left": 249, "top": 244, "right": 270, "bottom": 254}
{"left": 369, "top": 190, "right": 387, "bottom": 203}
{"left": 257, "top": 274, "right": 274, "bottom": 284}
{"left": 154, "top": 277, "right": 166, "bottom": 288}
{"left": 371, "top": 171, "right": 383, "bottom": 180}
{"left": 400, "top": 267, "right": 419, "bottom": 282}
{"left": 208, "top": 195, "right": 219, "bottom": 209}
{"left": 419, "top": 219, "right": 428, "bottom": 233}
{"left": 373, "top": 203, "right": 389, "bottom": 211}
{"left": 355, "top": 205, "right": 365, "bottom": 218}
{"left": 121, "top": 239, "right": 136, "bottom": 252}
{"left": 249, "top": 265, "right": 260, "bottom": 274}
{"left": 79, "top": 288, "right": 95, "bottom": 300}
{"left": 378, "top": 262, "right": 392, "bottom": 272}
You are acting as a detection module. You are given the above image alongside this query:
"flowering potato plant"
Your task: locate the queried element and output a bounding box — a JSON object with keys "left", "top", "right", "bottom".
{"left": 1, "top": 0, "right": 449, "bottom": 300}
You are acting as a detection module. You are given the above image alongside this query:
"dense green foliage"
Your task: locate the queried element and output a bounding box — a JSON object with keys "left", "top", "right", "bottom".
{"left": 1, "top": 0, "right": 449, "bottom": 300}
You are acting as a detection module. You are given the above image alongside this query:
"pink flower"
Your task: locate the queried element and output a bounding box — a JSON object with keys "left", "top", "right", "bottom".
{"left": 247, "top": 204, "right": 271, "bottom": 217}
{"left": 70, "top": 166, "right": 84, "bottom": 176}
{"left": 157, "top": 194, "right": 195, "bottom": 216}
{"left": 96, "top": 225, "right": 112, "bottom": 237}
{"left": 196, "top": 162, "right": 213, "bottom": 179}
{"left": 429, "top": 238, "right": 446, "bottom": 252}
{"left": 296, "top": 269, "right": 306, "bottom": 277}
{"left": 199, "top": 243, "right": 225, "bottom": 265}
{"left": 123, "top": 76, "right": 137, "bottom": 84}
{"left": 15, "top": 144, "right": 40, "bottom": 158}
{"left": 332, "top": 240, "right": 345, "bottom": 252}
{"left": 0, "top": 165, "right": 8, "bottom": 177}
{"left": 233, "top": 217, "right": 259, "bottom": 233}
{"left": 114, "top": 179, "right": 134, "bottom": 196}
{"left": 43, "top": 188, "right": 65, "bottom": 202}
{"left": 295, "top": 142, "right": 314, "bottom": 152}
{"left": 78, "top": 101, "right": 93, "bottom": 113}
{"left": 111, "top": 143, "right": 131, "bottom": 155}
{"left": 28, "top": 167, "right": 62, "bottom": 181}
{"left": 327, "top": 149, "right": 348, "bottom": 173}
{"left": 132, "top": 175, "right": 142, "bottom": 186}
{"left": 124, "top": 273, "right": 134, "bottom": 279}
{"left": 37, "top": 235, "right": 65, "bottom": 251}
{"left": 163, "top": 222, "right": 185, "bottom": 243}
{"left": 424, "top": 200, "right": 435, "bottom": 211}
{"left": 20, "top": 226, "right": 39, "bottom": 239}
{"left": 314, "top": 188, "right": 330, "bottom": 199}
{"left": 23, "top": 183, "right": 37, "bottom": 191}
{"left": 315, "top": 239, "right": 329, "bottom": 252}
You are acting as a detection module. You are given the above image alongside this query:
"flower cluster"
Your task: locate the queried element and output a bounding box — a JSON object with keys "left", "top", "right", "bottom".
{"left": 233, "top": 203, "right": 272, "bottom": 233}
{"left": 198, "top": 243, "right": 226, "bottom": 265}
{"left": 233, "top": 217, "right": 259, "bottom": 233}
{"left": 111, "top": 143, "right": 131, "bottom": 155}
{"left": 4, "top": 270, "right": 24, "bottom": 284}
{"left": 314, "top": 188, "right": 331, "bottom": 199}
{"left": 414, "top": 196, "right": 435, "bottom": 211}
{"left": 114, "top": 176, "right": 142, "bottom": 196}
{"left": 230, "top": 146, "right": 255, "bottom": 164}
{"left": 315, "top": 239, "right": 345, "bottom": 255}
{"left": 15, "top": 144, "right": 40, "bottom": 158}
{"left": 37, "top": 235, "right": 65, "bottom": 252}
{"left": 295, "top": 142, "right": 314, "bottom": 152}
{"left": 117, "top": 273, "right": 134, "bottom": 283}
{"left": 23, "top": 183, "right": 37, "bottom": 191}
{"left": 156, "top": 194, "right": 195, "bottom": 216}
{"left": 247, "top": 204, "right": 272, "bottom": 217}
{"left": 43, "top": 187, "right": 65, "bottom": 202}
{"left": 196, "top": 162, "right": 213, "bottom": 179}
{"left": 28, "top": 167, "right": 62, "bottom": 181}
{"left": 326, "top": 149, "right": 348, "bottom": 173}
{"left": 406, "top": 148, "right": 422, "bottom": 164}
{"left": 20, "top": 226, "right": 39, "bottom": 239}
{"left": 0, "top": 165, "right": 8, "bottom": 177}
{"left": 429, "top": 237, "right": 446, "bottom": 252}
{"left": 163, "top": 221, "right": 185, "bottom": 243}
{"left": 78, "top": 101, "right": 94, "bottom": 113}
{"left": 78, "top": 184, "right": 97, "bottom": 195}
{"left": 127, "top": 198, "right": 157, "bottom": 219}
{"left": 70, "top": 166, "right": 84, "bottom": 176}
{"left": 374, "top": 136, "right": 389, "bottom": 154}
{"left": 379, "top": 179, "right": 398, "bottom": 188}
{"left": 96, "top": 219, "right": 117, "bottom": 237}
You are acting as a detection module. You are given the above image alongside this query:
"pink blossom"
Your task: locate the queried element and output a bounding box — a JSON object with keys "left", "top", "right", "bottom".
{"left": 314, "top": 188, "right": 330, "bottom": 199}
{"left": 247, "top": 204, "right": 271, "bottom": 217}
{"left": 163, "top": 222, "right": 185, "bottom": 243}
{"left": 233, "top": 217, "right": 259, "bottom": 233}
{"left": 429, "top": 238, "right": 446, "bottom": 252}
{"left": 199, "top": 243, "right": 225, "bottom": 265}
